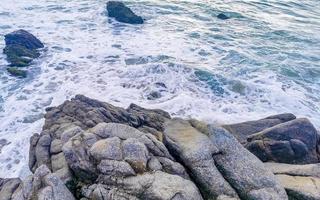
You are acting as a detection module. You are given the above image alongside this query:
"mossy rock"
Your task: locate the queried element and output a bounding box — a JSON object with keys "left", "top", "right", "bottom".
{"left": 4, "top": 44, "right": 39, "bottom": 67}
{"left": 7, "top": 67, "right": 27, "bottom": 78}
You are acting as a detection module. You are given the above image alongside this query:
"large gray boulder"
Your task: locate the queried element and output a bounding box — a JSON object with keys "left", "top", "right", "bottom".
{"left": 266, "top": 162, "right": 320, "bottom": 200}
{"left": 246, "top": 118, "right": 320, "bottom": 164}
{"left": 276, "top": 175, "right": 320, "bottom": 200}
{"left": 164, "top": 118, "right": 239, "bottom": 200}
{"left": 164, "top": 118, "right": 288, "bottom": 200}
{"left": 222, "top": 113, "right": 296, "bottom": 144}
{"left": 208, "top": 125, "right": 288, "bottom": 200}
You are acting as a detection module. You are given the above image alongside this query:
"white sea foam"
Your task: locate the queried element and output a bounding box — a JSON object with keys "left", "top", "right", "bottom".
{"left": 0, "top": 0, "right": 319, "bottom": 177}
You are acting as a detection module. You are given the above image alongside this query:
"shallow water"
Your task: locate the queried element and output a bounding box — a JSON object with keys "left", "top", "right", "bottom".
{"left": 0, "top": 0, "right": 320, "bottom": 177}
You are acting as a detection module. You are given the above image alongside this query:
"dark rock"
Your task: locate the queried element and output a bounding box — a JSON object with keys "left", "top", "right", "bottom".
{"left": 3, "top": 30, "right": 43, "bottom": 78}
{"left": 10, "top": 95, "right": 320, "bottom": 199}
{"left": 43, "top": 95, "right": 170, "bottom": 133}
{"left": 62, "top": 122, "right": 201, "bottom": 199}
{"left": 107, "top": 1, "right": 143, "bottom": 24}
{"left": 246, "top": 118, "right": 320, "bottom": 164}
{"left": 4, "top": 29, "right": 44, "bottom": 50}
{"left": 217, "top": 13, "right": 230, "bottom": 20}
{"left": 223, "top": 113, "right": 296, "bottom": 144}
{"left": 0, "top": 139, "right": 9, "bottom": 154}
{"left": 4, "top": 44, "right": 40, "bottom": 67}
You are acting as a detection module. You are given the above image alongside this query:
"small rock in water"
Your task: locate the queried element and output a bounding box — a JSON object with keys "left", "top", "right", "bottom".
{"left": 3, "top": 29, "right": 44, "bottom": 78}
{"left": 217, "top": 13, "right": 230, "bottom": 20}
{"left": 4, "top": 29, "right": 44, "bottom": 50}
{"left": 147, "top": 91, "right": 162, "bottom": 100}
{"left": 107, "top": 1, "right": 144, "bottom": 24}
{"left": 0, "top": 139, "right": 10, "bottom": 153}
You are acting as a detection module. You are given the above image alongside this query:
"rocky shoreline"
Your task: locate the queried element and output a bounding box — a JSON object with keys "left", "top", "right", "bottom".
{"left": 1, "top": 95, "right": 319, "bottom": 200}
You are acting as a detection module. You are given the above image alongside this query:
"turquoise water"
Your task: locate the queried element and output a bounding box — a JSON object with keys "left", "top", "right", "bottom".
{"left": 0, "top": 0, "right": 319, "bottom": 177}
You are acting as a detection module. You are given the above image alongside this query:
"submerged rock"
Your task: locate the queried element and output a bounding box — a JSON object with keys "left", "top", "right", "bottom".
{"left": 3, "top": 29, "right": 43, "bottom": 78}
{"left": 107, "top": 1, "right": 143, "bottom": 24}
{"left": 217, "top": 13, "right": 230, "bottom": 20}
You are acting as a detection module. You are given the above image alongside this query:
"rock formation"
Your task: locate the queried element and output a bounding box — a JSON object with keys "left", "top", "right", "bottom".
{"left": 1, "top": 95, "right": 320, "bottom": 200}
{"left": 3, "top": 29, "right": 44, "bottom": 77}
{"left": 107, "top": 1, "right": 144, "bottom": 24}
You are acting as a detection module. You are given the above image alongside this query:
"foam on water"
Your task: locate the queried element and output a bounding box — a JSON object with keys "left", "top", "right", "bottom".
{"left": 0, "top": 0, "right": 320, "bottom": 177}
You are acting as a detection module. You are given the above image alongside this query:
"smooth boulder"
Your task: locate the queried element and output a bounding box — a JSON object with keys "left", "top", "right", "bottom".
{"left": 208, "top": 125, "right": 288, "bottom": 200}
{"left": 107, "top": 1, "right": 144, "bottom": 24}
{"left": 164, "top": 118, "right": 288, "bottom": 200}
{"left": 265, "top": 162, "right": 320, "bottom": 200}
{"left": 246, "top": 118, "right": 320, "bottom": 164}
{"left": 164, "top": 118, "right": 239, "bottom": 200}
{"left": 222, "top": 113, "right": 296, "bottom": 144}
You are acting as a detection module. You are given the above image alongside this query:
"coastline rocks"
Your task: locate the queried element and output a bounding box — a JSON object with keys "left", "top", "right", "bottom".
{"left": 164, "top": 118, "right": 287, "bottom": 200}
{"left": 42, "top": 94, "right": 170, "bottom": 133}
{"left": 222, "top": 113, "right": 296, "bottom": 144}
{"left": 4, "top": 95, "right": 320, "bottom": 199}
{"left": 266, "top": 162, "right": 320, "bottom": 199}
{"left": 164, "top": 118, "right": 239, "bottom": 200}
{"left": 0, "top": 165, "right": 74, "bottom": 200}
{"left": 107, "top": 1, "right": 144, "bottom": 24}
{"left": 37, "top": 122, "right": 201, "bottom": 199}
{"left": 3, "top": 29, "right": 44, "bottom": 77}
{"left": 277, "top": 175, "right": 320, "bottom": 200}
{"left": 246, "top": 118, "right": 320, "bottom": 164}
{"left": 0, "top": 178, "right": 22, "bottom": 200}
{"left": 208, "top": 125, "right": 288, "bottom": 200}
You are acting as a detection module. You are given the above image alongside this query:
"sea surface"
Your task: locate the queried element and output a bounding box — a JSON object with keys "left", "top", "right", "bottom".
{"left": 0, "top": 0, "right": 319, "bottom": 178}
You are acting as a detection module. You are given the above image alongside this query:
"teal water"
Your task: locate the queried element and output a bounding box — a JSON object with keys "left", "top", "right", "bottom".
{"left": 0, "top": 0, "right": 319, "bottom": 177}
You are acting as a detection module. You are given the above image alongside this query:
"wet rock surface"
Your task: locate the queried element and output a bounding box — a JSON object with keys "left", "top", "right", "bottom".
{"left": 246, "top": 118, "right": 320, "bottom": 164}
{"left": 3, "top": 29, "right": 44, "bottom": 77}
{"left": 107, "top": 1, "right": 144, "bottom": 24}
{"left": 1, "top": 95, "right": 320, "bottom": 199}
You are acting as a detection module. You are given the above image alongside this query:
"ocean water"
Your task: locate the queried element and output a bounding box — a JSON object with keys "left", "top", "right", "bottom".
{"left": 0, "top": 0, "right": 320, "bottom": 178}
